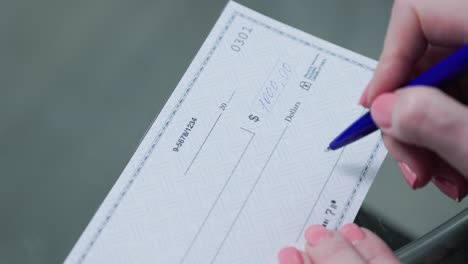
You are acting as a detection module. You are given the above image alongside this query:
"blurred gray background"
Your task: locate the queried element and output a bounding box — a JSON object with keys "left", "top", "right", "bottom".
{"left": 1, "top": 0, "right": 467, "bottom": 263}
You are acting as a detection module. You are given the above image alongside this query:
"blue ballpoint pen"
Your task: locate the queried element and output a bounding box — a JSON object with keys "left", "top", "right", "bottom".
{"left": 327, "top": 44, "right": 468, "bottom": 151}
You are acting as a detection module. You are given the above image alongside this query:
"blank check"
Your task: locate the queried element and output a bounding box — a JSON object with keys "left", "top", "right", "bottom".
{"left": 67, "top": 2, "right": 387, "bottom": 263}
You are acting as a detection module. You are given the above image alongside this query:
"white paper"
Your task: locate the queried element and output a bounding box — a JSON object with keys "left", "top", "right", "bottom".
{"left": 66, "top": 2, "right": 387, "bottom": 263}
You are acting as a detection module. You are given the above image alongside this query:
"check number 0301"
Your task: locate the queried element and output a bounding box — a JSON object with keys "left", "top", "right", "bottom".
{"left": 230, "top": 26, "right": 253, "bottom": 52}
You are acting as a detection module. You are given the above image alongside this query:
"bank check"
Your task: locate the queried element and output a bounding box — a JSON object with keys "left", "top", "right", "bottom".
{"left": 66, "top": 2, "right": 387, "bottom": 263}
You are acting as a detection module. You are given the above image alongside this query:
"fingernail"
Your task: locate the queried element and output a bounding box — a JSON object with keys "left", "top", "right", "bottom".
{"left": 432, "top": 176, "right": 464, "bottom": 202}
{"left": 305, "top": 225, "right": 330, "bottom": 246}
{"left": 398, "top": 162, "right": 419, "bottom": 189}
{"left": 278, "top": 247, "right": 304, "bottom": 264}
{"left": 370, "top": 93, "right": 396, "bottom": 128}
{"left": 339, "top": 223, "right": 365, "bottom": 244}
{"left": 358, "top": 85, "right": 370, "bottom": 107}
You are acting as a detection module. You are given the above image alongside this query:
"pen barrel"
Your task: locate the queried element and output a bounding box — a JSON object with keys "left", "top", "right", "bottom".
{"left": 407, "top": 44, "right": 468, "bottom": 87}
{"left": 329, "top": 112, "right": 377, "bottom": 150}
{"left": 329, "top": 44, "right": 468, "bottom": 151}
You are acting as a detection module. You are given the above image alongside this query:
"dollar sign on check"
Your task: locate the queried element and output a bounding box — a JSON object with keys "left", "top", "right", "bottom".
{"left": 249, "top": 114, "right": 259, "bottom": 122}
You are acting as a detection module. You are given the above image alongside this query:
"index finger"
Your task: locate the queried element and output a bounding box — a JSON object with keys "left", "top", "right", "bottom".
{"left": 363, "top": 0, "right": 427, "bottom": 107}
{"left": 364, "top": 0, "right": 468, "bottom": 107}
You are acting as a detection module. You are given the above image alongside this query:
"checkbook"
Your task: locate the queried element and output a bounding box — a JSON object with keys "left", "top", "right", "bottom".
{"left": 67, "top": 2, "right": 386, "bottom": 263}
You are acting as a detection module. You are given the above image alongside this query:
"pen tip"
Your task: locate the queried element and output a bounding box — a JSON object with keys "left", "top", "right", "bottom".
{"left": 324, "top": 147, "right": 331, "bottom": 152}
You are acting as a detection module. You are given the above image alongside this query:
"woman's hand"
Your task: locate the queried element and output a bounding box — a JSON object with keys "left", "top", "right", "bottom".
{"left": 279, "top": 224, "right": 400, "bottom": 264}
{"left": 279, "top": 0, "right": 468, "bottom": 263}
{"left": 362, "top": 0, "right": 468, "bottom": 201}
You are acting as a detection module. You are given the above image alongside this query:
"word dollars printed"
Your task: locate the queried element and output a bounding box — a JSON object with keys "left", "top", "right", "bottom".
{"left": 66, "top": 2, "right": 386, "bottom": 263}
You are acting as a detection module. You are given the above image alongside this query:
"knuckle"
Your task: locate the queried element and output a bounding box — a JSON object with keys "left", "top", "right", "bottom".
{"left": 395, "top": 88, "right": 466, "bottom": 146}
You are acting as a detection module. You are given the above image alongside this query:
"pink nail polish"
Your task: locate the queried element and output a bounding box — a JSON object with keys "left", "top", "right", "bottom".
{"left": 398, "top": 162, "right": 419, "bottom": 189}
{"left": 339, "top": 223, "right": 365, "bottom": 244}
{"left": 278, "top": 247, "right": 304, "bottom": 264}
{"left": 432, "top": 176, "right": 462, "bottom": 202}
{"left": 370, "top": 93, "right": 396, "bottom": 128}
{"left": 305, "top": 225, "right": 330, "bottom": 246}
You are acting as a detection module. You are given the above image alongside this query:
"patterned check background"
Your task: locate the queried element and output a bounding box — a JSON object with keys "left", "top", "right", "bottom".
{"left": 66, "top": 2, "right": 386, "bottom": 263}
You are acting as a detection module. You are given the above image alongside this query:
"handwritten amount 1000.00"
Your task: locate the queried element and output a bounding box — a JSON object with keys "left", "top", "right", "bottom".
{"left": 257, "top": 62, "right": 292, "bottom": 113}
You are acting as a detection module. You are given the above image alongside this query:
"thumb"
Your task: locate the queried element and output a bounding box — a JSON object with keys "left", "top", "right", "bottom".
{"left": 370, "top": 87, "right": 468, "bottom": 177}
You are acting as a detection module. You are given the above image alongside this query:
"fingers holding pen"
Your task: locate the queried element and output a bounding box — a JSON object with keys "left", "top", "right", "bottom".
{"left": 361, "top": 0, "right": 468, "bottom": 201}
{"left": 371, "top": 88, "right": 468, "bottom": 175}
{"left": 361, "top": 0, "right": 468, "bottom": 107}
{"left": 371, "top": 88, "right": 468, "bottom": 200}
